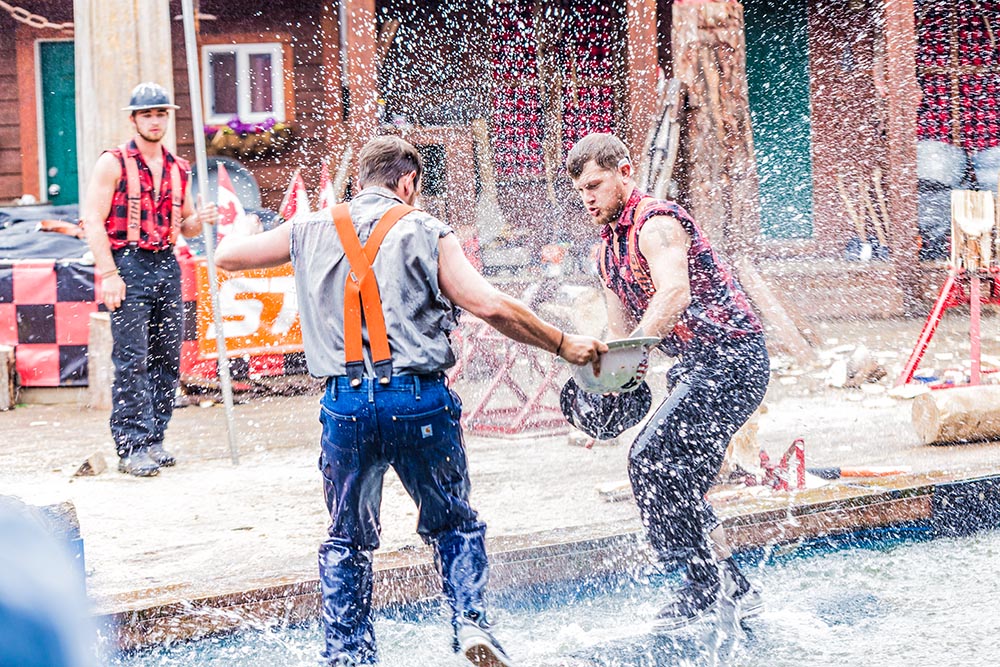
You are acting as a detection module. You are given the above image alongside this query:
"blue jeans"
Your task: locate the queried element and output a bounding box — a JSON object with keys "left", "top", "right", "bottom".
{"left": 108, "top": 247, "right": 182, "bottom": 457}
{"left": 628, "top": 334, "right": 769, "bottom": 586}
{"left": 317, "top": 373, "right": 489, "bottom": 664}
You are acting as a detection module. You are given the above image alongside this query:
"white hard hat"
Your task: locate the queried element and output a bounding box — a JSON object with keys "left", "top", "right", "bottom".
{"left": 571, "top": 337, "right": 659, "bottom": 394}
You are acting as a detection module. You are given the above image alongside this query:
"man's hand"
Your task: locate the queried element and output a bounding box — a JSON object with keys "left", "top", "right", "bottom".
{"left": 101, "top": 273, "right": 126, "bottom": 311}
{"left": 558, "top": 334, "right": 607, "bottom": 376}
{"left": 197, "top": 201, "right": 219, "bottom": 227}
{"left": 233, "top": 213, "right": 264, "bottom": 237}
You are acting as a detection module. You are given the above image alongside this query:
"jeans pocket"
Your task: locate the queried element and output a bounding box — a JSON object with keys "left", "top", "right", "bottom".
{"left": 384, "top": 404, "right": 458, "bottom": 449}
{"left": 319, "top": 405, "right": 361, "bottom": 474}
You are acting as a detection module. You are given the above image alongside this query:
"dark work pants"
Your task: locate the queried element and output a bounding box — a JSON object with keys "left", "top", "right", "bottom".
{"left": 628, "top": 334, "right": 769, "bottom": 585}
{"left": 108, "top": 247, "right": 182, "bottom": 457}
{"left": 317, "top": 373, "right": 488, "bottom": 664}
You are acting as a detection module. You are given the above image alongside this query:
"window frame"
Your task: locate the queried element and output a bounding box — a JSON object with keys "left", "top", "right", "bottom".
{"left": 202, "top": 42, "right": 286, "bottom": 125}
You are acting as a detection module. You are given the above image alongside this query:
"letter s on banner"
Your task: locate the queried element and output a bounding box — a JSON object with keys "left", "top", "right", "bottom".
{"left": 196, "top": 261, "right": 304, "bottom": 357}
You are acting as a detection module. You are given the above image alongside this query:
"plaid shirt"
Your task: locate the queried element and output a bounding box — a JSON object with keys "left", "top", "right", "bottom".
{"left": 104, "top": 140, "right": 189, "bottom": 251}
{"left": 599, "top": 189, "right": 762, "bottom": 357}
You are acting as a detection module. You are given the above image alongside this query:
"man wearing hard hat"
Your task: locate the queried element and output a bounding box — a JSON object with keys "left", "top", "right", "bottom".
{"left": 566, "top": 132, "right": 769, "bottom": 631}
{"left": 81, "top": 82, "right": 218, "bottom": 477}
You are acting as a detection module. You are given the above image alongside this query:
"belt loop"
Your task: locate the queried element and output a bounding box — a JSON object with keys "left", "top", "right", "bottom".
{"left": 413, "top": 375, "right": 421, "bottom": 401}
{"left": 330, "top": 377, "right": 338, "bottom": 401}
{"left": 367, "top": 378, "right": 374, "bottom": 404}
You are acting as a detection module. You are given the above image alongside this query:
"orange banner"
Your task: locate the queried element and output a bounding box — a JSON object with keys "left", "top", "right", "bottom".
{"left": 195, "top": 261, "right": 303, "bottom": 357}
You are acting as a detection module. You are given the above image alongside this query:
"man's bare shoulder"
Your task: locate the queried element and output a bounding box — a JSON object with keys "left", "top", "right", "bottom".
{"left": 639, "top": 214, "right": 691, "bottom": 251}
{"left": 93, "top": 151, "right": 122, "bottom": 175}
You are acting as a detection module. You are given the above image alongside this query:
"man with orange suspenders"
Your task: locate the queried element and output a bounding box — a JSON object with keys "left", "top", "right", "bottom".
{"left": 81, "top": 83, "right": 218, "bottom": 477}
{"left": 215, "top": 136, "right": 605, "bottom": 666}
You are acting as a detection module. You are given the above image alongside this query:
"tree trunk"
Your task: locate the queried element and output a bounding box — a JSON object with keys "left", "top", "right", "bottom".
{"left": 671, "top": 2, "right": 761, "bottom": 257}
{"left": 74, "top": 0, "right": 175, "bottom": 192}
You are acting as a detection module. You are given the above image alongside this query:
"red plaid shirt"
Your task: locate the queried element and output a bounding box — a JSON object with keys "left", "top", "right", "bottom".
{"left": 103, "top": 141, "right": 189, "bottom": 251}
{"left": 599, "top": 189, "right": 762, "bottom": 357}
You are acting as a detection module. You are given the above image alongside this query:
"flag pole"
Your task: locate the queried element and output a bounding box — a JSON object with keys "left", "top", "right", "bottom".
{"left": 181, "top": 0, "right": 240, "bottom": 465}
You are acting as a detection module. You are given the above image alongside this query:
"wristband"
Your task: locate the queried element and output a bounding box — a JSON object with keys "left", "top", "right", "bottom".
{"left": 555, "top": 331, "right": 565, "bottom": 355}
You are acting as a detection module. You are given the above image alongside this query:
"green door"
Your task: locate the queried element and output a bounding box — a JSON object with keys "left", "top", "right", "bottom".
{"left": 743, "top": 0, "right": 813, "bottom": 238}
{"left": 39, "top": 40, "right": 78, "bottom": 206}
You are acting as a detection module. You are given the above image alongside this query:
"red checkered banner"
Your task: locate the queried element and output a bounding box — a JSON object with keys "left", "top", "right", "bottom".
{"left": 917, "top": 1, "right": 1000, "bottom": 151}
{"left": 0, "top": 261, "right": 101, "bottom": 386}
{"left": 0, "top": 256, "right": 306, "bottom": 388}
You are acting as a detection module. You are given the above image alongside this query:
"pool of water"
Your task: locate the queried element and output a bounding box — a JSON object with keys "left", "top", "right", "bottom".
{"left": 112, "top": 525, "right": 1000, "bottom": 666}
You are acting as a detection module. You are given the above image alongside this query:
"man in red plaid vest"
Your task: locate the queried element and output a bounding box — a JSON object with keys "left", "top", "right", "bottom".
{"left": 80, "top": 82, "right": 218, "bottom": 477}
{"left": 568, "top": 132, "right": 769, "bottom": 630}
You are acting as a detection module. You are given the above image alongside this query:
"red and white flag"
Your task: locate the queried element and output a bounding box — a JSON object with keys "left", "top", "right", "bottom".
{"left": 278, "top": 168, "right": 311, "bottom": 222}
{"left": 317, "top": 161, "right": 337, "bottom": 210}
{"left": 215, "top": 162, "right": 246, "bottom": 242}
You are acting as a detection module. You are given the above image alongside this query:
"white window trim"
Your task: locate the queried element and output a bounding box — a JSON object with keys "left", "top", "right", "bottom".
{"left": 202, "top": 42, "right": 285, "bottom": 125}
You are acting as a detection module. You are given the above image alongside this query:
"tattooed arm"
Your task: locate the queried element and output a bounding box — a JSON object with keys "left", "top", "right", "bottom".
{"left": 631, "top": 215, "right": 692, "bottom": 339}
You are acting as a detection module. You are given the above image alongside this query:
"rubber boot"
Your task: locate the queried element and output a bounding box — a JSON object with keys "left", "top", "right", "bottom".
{"left": 433, "top": 527, "right": 491, "bottom": 641}
{"left": 655, "top": 554, "right": 721, "bottom": 630}
{"left": 318, "top": 540, "right": 378, "bottom": 664}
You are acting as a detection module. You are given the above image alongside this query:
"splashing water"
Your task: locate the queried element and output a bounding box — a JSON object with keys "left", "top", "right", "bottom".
{"left": 112, "top": 526, "right": 1000, "bottom": 666}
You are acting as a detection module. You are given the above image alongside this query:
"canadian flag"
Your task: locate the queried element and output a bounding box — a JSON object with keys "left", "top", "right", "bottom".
{"left": 317, "top": 161, "right": 337, "bottom": 210}
{"left": 215, "top": 162, "right": 246, "bottom": 242}
{"left": 278, "top": 168, "right": 311, "bottom": 222}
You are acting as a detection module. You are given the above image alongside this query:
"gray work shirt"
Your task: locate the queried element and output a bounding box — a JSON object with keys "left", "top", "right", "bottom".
{"left": 288, "top": 187, "right": 458, "bottom": 378}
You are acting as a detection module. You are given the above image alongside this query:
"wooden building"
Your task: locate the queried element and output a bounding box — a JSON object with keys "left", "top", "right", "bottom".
{"left": 0, "top": 0, "right": 990, "bottom": 319}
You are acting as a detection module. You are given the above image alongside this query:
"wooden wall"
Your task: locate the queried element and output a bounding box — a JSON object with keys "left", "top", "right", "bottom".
{"left": 807, "top": 0, "right": 888, "bottom": 258}
{"left": 167, "top": 0, "right": 338, "bottom": 211}
{"left": 0, "top": 13, "right": 22, "bottom": 203}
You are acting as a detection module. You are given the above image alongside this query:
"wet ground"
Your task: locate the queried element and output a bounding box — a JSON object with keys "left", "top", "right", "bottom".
{"left": 2, "top": 312, "right": 1000, "bottom": 616}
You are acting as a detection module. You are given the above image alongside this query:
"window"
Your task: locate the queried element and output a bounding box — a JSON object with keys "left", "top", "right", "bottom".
{"left": 203, "top": 43, "right": 285, "bottom": 124}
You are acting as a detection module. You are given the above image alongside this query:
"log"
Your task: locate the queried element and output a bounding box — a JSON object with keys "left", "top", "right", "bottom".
{"left": 87, "top": 312, "right": 113, "bottom": 411}
{"left": 0, "top": 344, "right": 14, "bottom": 410}
{"left": 672, "top": 2, "right": 761, "bottom": 256}
{"left": 912, "top": 385, "right": 1000, "bottom": 445}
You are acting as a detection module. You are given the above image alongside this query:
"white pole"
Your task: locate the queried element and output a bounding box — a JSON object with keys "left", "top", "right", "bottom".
{"left": 181, "top": 0, "right": 240, "bottom": 465}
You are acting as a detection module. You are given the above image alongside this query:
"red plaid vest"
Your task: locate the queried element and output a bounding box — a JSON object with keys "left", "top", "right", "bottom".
{"left": 103, "top": 141, "right": 189, "bottom": 251}
{"left": 598, "top": 190, "right": 762, "bottom": 357}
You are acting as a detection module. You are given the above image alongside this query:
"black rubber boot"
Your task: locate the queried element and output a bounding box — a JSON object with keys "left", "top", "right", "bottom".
{"left": 117, "top": 449, "right": 160, "bottom": 477}
{"left": 147, "top": 442, "right": 176, "bottom": 467}
{"left": 655, "top": 557, "right": 721, "bottom": 630}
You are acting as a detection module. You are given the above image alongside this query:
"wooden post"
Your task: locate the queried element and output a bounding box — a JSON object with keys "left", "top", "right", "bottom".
{"left": 625, "top": 0, "right": 661, "bottom": 163}
{"left": 0, "top": 345, "right": 15, "bottom": 411}
{"left": 321, "top": 4, "right": 348, "bottom": 167}
{"left": 342, "top": 0, "right": 379, "bottom": 173}
{"left": 87, "top": 312, "right": 113, "bottom": 411}
{"left": 882, "top": 0, "right": 922, "bottom": 312}
{"left": 671, "top": 1, "right": 761, "bottom": 257}
{"left": 73, "top": 0, "right": 175, "bottom": 193}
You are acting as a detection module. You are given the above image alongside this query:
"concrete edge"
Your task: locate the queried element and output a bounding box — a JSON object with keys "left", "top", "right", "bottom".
{"left": 97, "top": 470, "right": 1000, "bottom": 653}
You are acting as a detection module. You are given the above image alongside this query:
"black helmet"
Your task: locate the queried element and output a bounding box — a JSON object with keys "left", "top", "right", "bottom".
{"left": 560, "top": 377, "right": 652, "bottom": 440}
{"left": 122, "top": 82, "right": 180, "bottom": 112}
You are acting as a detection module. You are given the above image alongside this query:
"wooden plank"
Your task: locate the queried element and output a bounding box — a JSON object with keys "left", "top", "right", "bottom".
{"left": 0, "top": 78, "right": 17, "bottom": 100}
{"left": 625, "top": 0, "right": 660, "bottom": 163}
{"left": 0, "top": 148, "right": 22, "bottom": 175}
{"left": 0, "top": 174, "right": 22, "bottom": 200}
{"left": 735, "top": 257, "right": 816, "bottom": 364}
{"left": 882, "top": 0, "right": 922, "bottom": 312}
{"left": 0, "top": 345, "right": 14, "bottom": 410}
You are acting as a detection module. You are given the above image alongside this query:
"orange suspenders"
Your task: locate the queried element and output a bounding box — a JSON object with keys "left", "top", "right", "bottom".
{"left": 330, "top": 203, "right": 415, "bottom": 386}
{"left": 120, "top": 143, "right": 183, "bottom": 247}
